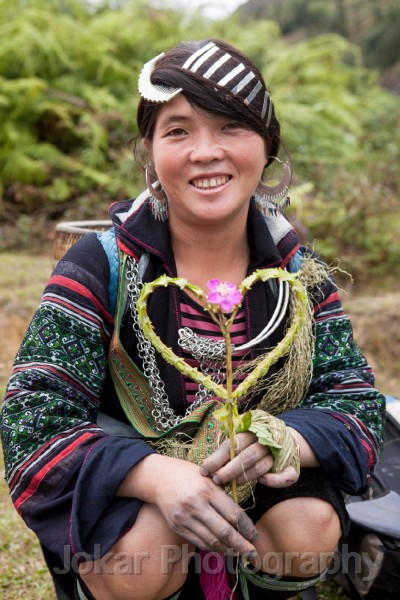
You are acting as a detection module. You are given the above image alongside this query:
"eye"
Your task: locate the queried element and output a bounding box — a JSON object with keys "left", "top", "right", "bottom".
{"left": 222, "top": 121, "right": 243, "bottom": 131}
{"left": 165, "top": 128, "right": 187, "bottom": 137}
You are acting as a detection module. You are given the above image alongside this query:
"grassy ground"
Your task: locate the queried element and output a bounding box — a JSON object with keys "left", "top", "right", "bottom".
{"left": 0, "top": 447, "right": 56, "bottom": 599}
{"left": 0, "top": 250, "right": 398, "bottom": 599}
{"left": 0, "top": 252, "right": 56, "bottom": 599}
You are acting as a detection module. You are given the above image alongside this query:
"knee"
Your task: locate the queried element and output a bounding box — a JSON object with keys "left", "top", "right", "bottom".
{"left": 293, "top": 497, "right": 341, "bottom": 551}
{"left": 78, "top": 501, "right": 193, "bottom": 600}
{"left": 255, "top": 497, "right": 341, "bottom": 577}
{"left": 80, "top": 560, "right": 188, "bottom": 600}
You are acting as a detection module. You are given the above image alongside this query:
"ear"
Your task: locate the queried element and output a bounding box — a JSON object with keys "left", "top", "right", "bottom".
{"left": 264, "top": 137, "right": 272, "bottom": 161}
{"left": 141, "top": 138, "right": 153, "bottom": 168}
{"left": 142, "top": 138, "right": 155, "bottom": 166}
{"left": 142, "top": 138, "right": 151, "bottom": 151}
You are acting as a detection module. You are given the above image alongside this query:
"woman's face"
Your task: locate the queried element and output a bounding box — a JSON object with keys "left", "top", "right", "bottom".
{"left": 145, "top": 94, "right": 267, "bottom": 228}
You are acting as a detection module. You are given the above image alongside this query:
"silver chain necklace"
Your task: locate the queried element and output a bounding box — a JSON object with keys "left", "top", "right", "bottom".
{"left": 178, "top": 327, "right": 226, "bottom": 408}
{"left": 126, "top": 256, "right": 222, "bottom": 431}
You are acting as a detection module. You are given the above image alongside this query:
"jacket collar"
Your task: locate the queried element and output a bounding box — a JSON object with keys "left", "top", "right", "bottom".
{"left": 109, "top": 192, "right": 299, "bottom": 272}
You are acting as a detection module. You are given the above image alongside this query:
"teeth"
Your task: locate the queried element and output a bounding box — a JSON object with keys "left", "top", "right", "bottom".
{"left": 192, "top": 176, "right": 229, "bottom": 189}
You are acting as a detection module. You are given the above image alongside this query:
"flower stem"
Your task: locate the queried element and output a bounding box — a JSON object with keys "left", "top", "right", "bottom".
{"left": 223, "top": 324, "right": 238, "bottom": 504}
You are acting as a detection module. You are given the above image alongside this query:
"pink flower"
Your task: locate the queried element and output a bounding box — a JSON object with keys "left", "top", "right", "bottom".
{"left": 207, "top": 279, "right": 243, "bottom": 313}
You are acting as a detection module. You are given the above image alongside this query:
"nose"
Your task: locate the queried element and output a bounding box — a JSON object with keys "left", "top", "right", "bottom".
{"left": 189, "top": 130, "right": 225, "bottom": 163}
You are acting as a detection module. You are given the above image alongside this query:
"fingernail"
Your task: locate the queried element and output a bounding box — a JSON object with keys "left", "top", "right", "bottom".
{"left": 199, "top": 466, "right": 209, "bottom": 476}
{"left": 248, "top": 530, "right": 258, "bottom": 543}
{"left": 212, "top": 475, "right": 222, "bottom": 485}
{"left": 243, "top": 550, "right": 258, "bottom": 562}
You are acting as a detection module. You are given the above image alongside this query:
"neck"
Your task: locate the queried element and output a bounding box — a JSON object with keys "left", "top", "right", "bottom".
{"left": 170, "top": 219, "right": 250, "bottom": 292}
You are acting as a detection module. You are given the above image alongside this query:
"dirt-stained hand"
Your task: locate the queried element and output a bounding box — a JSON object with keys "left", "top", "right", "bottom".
{"left": 200, "top": 432, "right": 299, "bottom": 488}
{"left": 152, "top": 456, "right": 258, "bottom": 558}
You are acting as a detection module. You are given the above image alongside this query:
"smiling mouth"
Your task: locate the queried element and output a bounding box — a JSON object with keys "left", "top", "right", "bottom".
{"left": 191, "top": 175, "right": 231, "bottom": 189}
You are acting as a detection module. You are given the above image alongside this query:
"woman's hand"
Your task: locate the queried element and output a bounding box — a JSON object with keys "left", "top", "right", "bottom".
{"left": 118, "top": 454, "right": 258, "bottom": 558}
{"left": 200, "top": 431, "right": 299, "bottom": 489}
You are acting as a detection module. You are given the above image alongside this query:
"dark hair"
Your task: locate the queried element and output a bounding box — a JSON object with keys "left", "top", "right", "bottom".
{"left": 135, "top": 39, "right": 281, "bottom": 166}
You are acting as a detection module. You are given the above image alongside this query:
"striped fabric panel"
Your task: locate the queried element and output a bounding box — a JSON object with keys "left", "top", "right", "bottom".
{"left": 313, "top": 290, "right": 344, "bottom": 322}
{"left": 8, "top": 423, "right": 100, "bottom": 497}
{"left": 13, "top": 428, "right": 98, "bottom": 512}
{"left": 180, "top": 297, "right": 249, "bottom": 405}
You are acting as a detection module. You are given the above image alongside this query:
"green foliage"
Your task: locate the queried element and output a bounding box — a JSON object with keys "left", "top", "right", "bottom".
{"left": 239, "top": 0, "right": 400, "bottom": 73}
{"left": 0, "top": 0, "right": 399, "bottom": 280}
{"left": 0, "top": 0, "right": 149, "bottom": 228}
{"left": 298, "top": 173, "right": 400, "bottom": 282}
{"left": 250, "top": 32, "right": 400, "bottom": 280}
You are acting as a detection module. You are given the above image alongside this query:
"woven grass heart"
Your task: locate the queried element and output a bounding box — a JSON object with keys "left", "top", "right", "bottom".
{"left": 137, "top": 268, "right": 308, "bottom": 401}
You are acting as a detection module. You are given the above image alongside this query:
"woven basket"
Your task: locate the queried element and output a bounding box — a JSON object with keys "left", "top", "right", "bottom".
{"left": 54, "top": 220, "right": 112, "bottom": 262}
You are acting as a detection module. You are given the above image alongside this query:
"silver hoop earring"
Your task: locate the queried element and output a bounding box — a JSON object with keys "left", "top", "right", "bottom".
{"left": 145, "top": 164, "right": 168, "bottom": 221}
{"left": 255, "top": 157, "right": 291, "bottom": 217}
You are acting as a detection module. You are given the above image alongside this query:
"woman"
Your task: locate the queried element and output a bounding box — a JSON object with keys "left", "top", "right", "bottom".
{"left": 1, "top": 39, "right": 385, "bottom": 600}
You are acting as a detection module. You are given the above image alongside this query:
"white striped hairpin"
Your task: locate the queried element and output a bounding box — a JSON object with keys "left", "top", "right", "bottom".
{"left": 138, "top": 53, "right": 182, "bottom": 103}
{"left": 138, "top": 42, "right": 273, "bottom": 127}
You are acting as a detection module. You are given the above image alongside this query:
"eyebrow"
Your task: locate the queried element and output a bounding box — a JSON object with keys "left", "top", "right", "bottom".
{"left": 157, "top": 114, "right": 192, "bottom": 129}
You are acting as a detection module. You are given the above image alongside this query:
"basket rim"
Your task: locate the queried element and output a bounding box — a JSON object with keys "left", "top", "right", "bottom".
{"left": 55, "top": 220, "right": 112, "bottom": 235}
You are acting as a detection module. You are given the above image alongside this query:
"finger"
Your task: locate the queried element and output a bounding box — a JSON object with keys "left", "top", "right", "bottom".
{"left": 200, "top": 433, "right": 256, "bottom": 477}
{"left": 201, "top": 508, "right": 258, "bottom": 557}
{"left": 176, "top": 496, "right": 257, "bottom": 556}
{"left": 172, "top": 483, "right": 258, "bottom": 557}
{"left": 200, "top": 439, "right": 232, "bottom": 477}
{"left": 176, "top": 519, "right": 227, "bottom": 552}
{"left": 209, "top": 488, "right": 258, "bottom": 546}
{"left": 235, "top": 453, "right": 274, "bottom": 486}
{"left": 258, "top": 465, "right": 299, "bottom": 488}
{"left": 211, "top": 443, "right": 271, "bottom": 486}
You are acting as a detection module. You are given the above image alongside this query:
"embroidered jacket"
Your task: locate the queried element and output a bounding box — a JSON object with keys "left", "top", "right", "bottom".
{"left": 1, "top": 196, "right": 385, "bottom": 570}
